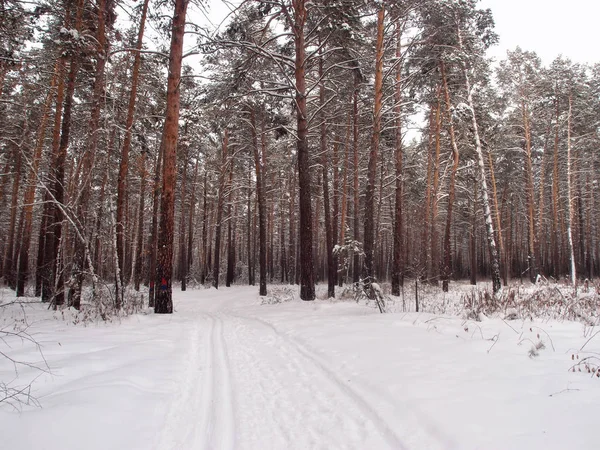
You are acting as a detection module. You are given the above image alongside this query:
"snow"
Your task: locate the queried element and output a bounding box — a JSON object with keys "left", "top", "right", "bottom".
{"left": 1, "top": 285, "right": 599, "bottom": 449}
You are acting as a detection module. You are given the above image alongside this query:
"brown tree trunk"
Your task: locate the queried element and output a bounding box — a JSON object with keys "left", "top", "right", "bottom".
{"left": 288, "top": 165, "right": 296, "bottom": 285}
{"left": 470, "top": 179, "right": 478, "bottom": 285}
{"left": 3, "top": 142, "right": 22, "bottom": 289}
{"left": 133, "top": 150, "right": 147, "bottom": 291}
{"left": 178, "top": 148, "right": 189, "bottom": 283}
{"left": 566, "top": 94, "right": 576, "bottom": 286}
{"left": 226, "top": 153, "right": 235, "bottom": 288}
{"left": 440, "top": 60, "right": 458, "bottom": 293}
{"left": 116, "top": 0, "right": 150, "bottom": 304}
{"left": 183, "top": 157, "right": 199, "bottom": 291}
{"left": 421, "top": 99, "right": 436, "bottom": 280}
{"left": 430, "top": 92, "right": 442, "bottom": 285}
{"left": 16, "top": 67, "right": 57, "bottom": 297}
{"left": 45, "top": 0, "right": 84, "bottom": 308}
{"left": 213, "top": 130, "right": 229, "bottom": 289}
{"left": 338, "top": 112, "right": 351, "bottom": 287}
{"left": 250, "top": 109, "right": 267, "bottom": 296}
{"left": 293, "top": 0, "right": 315, "bottom": 300}
{"left": 147, "top": 138, "right": 163, "bottom": 307}
{"left": 391, "top": 20, "right": 404, "bottom": 296}
{"left": 551, "top": 97, "right": 561, "bottom": 278}
{"left": 319, "top": 51, "right": 335, "bottom": 298}
{"left": 521, "top": 98, "right": 538, "bottom": 283}
{"left": 362, "top": 5, "right": 385, "bottom": 293}
{"left": 70, "top": 0, "right": 113, "bottom": 308}
{"left": 459, "top": 28, "right": 501, "bottom": 294}
{"left": 154, "top": 0, "right": 188, "bottom": 314}
{"left": 352, "top": 76, "right": 361, "bottom": 285}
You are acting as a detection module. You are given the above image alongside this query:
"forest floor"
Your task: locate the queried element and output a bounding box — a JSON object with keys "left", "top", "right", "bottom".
{"left": 1, "top": 283, "right": 599, "bottom": 449}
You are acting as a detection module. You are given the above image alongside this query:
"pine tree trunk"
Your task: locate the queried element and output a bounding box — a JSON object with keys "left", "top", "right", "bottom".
{"left": 459, "top": 30, "right": 501, "bottom": 294}
{"left": 3, "top": 141, "right": 22, "bottom": 289}
{"left": 440, "top": 61, "right": 459, "bottom": 293}
{"left": 420, "top": 100, "right": 436, "bottom": 281}
{"left": 391, "top": 20, "right": 404, "bottom": 296}
{"left": 154, "top": 0, "right": 188, "bottom": 314}
{"left": 338, "top": 112, "right": 351, "bottom": 287}
{"left": 362, "top": 5, "right": 385, "bottom": 294}
{"left": 352, "top": 76, "right": 361, "bottom": 285}
{"left": 226, "top": 154, "right": 235, "bottom": 288}
{"left": 430, "top": 92, "right": 442, "bottom": 285}
{"left": 551, "top": 97, "right": 561, "bottom": 278}
{"left": 116, "top": 0, "right": 150, "bottom": 304}
{"left": 250, "top": 109, "right": 267, "bottom": 296}
{"left": 133, "top": 150, "right": 147, "bottom": 291}
{"left": 147, "top": 139, "right": 163, "bottom": 307}
{"left": 16, "top": 67, "right": 57, "bottom": 297}
{"left": 293, "top": 0, "right": 315, "bottom": 300}
{"left": 566, "top": 94, "right": 576, "bottom": 286}
{"left": 213, "top": 130, "right": 229, "bottom": 290}
{"left": 70, "top": 0, "right": 112, "bottom": 308}
{"left": 183, "top": 158, "right": 199, "bottom": 291}
{"left": 521, "top": 98, "right": 538, "bottom": 283}
{"left": 319, "top": 51, "right": 335, "bottom": 299}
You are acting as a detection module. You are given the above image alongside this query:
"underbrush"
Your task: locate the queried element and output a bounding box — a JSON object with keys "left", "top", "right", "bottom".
{"left": 461, "top": 284, "right": 599, "bottom": 324}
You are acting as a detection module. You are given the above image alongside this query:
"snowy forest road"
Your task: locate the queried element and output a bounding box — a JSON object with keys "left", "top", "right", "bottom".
{"left": 155, "top": 288, "right": 449, "bottom": 450}
{"left": 151, "top": 290, "right": 452, "bottom": 450}
{"left": 2, "top": 285, "right": 598, "bottom": 450}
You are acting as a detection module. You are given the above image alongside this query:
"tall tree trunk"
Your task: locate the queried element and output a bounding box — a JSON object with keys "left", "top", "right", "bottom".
{"left": 46, "top": 0, "right": 84, "bottom": 308}
{"left": 440, "top": 61, "right": 459, "bottom": 293}
{"left": 319, "top": 51, "right": 335, "bottom": 298}
{"left": 70, "top": 0, "right": 113, "bottom": 308}
{"left": 40, "top": 55, "right": 66, "bottom": 303}
{"left": 362, "top": 5, "right": 385, "bottom": 293}
{"left": 566, "top": 93, "right": 576, "bottom": 286}
{"left": 226, "top": 153, "right": 235, "bottom": 288}
{"left": 147, "top": 138, "right": 163, "bottom": 307}
{"left": 420, "top": 100, "right": 436, "bottom": 281}
{"left": 487, "top": 150, "right": 506, "bottom": 286}
{"left": 458, "top": 28, "right": 501, "bottom": 294}
{"left": 430, "top": 91, "right": 442, "bottom": 285}
{"left": 521, "top": 97, "right": 538, "bottom": 283}
{"left": 16, "top": 67, "right": 57, "bottom": 297}
{"left": 470, "top": 179, "right": 478, "bottom": 285}
{"left": 3, "top": 142, "right": 22, "bottom": 289}
{"left": 391, "top": 20, "right": 404, "bottom": 296}
{"left": 183, "top": 157, "right": 199, "bottom": 291}
{"left": 213, "top": 130, "right": 229, "bottom": 289}
{"left": 338, "top": 112, "right": 351, "bottom": 287}
{"left": 154, "top": 0, "right": 188, "bottom": 314}
{"left": 288, "top": 165, "right": 296, "bottom": 285}
{"left": 551, "top": 96, "right": 561, "bottom": 278}
{"left": 178, "top": 149, "right": 189, "bottom": 283}
{"left": 250, "top": 109, "right": 267, "bottom": 296}
{"left": 116, "top": 0, "right": 150, "bottom": 305}
{"left": 352, "top": 75, "right": 361, "bottom": 285}
{"left": 293, "top": 0, "right": 315, "bottom": 300}
{"left": 133, "top": 150, "right": 147, "bottom": 291}
{"left": 246, "top": 164, "right": 254, "bottom": 286}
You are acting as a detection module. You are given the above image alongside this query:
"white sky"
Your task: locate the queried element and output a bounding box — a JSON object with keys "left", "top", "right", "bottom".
{"left": 479, "top": 0, "right": 600, "bottom": 64}
{"left": 182, "top": 1, "right": 600, "bottom": 71}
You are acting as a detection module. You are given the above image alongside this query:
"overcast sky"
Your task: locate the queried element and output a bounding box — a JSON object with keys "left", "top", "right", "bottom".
{"left": 479, "top": 0, "right": 600, "bottom": 64}
{"left": 189, "top": 1, "right": 599, "bottom": 66}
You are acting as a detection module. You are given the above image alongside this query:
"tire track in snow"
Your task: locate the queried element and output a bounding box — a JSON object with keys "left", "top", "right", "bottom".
{"left": 224, "top": 312, "right": 407, "bottom": 449}
{"left": 155, "top": 319, "right": 205, "bottom": 450}
{"left": 203, "top": 313, "right": 236, "bottom": 450}
{"left": 229, "top": 312, "right": 451, "bottom": 450}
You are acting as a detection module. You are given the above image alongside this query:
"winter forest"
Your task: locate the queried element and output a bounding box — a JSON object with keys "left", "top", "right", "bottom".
{"left": 1, "top": 0, "right": 599, "bottom": 309}
{"left": 1, "top": 0, "right": 600, "bottom": 448}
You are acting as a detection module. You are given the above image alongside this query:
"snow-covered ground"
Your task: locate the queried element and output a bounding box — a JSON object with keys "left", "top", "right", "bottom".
{"left": 1, "top": 285, "right": 599, "bottom": 449}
